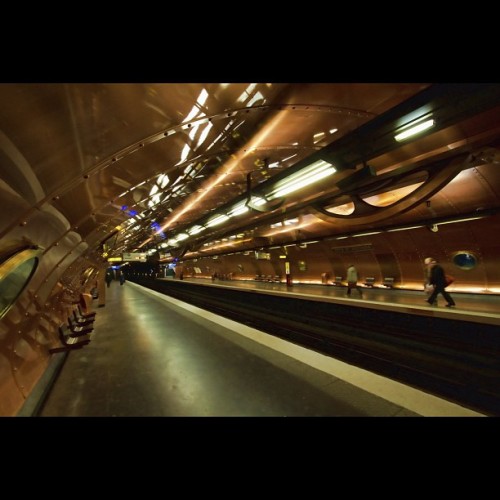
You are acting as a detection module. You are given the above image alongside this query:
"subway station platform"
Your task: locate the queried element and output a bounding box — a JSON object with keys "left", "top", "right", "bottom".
{"left": 173, "top": 277, "right": 500, "bottom": 326}
{"left": 39, "top": 279, "right": 487, "bottom": 416}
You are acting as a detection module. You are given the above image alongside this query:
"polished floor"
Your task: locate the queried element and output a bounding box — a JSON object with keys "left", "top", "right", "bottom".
{"left": 40, "top": 281, "right": 483, "bottom": 416}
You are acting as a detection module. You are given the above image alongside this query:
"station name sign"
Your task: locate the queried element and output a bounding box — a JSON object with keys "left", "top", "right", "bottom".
{"left": 255, "top": 251, "right": 271, "bottom": 260}
{"left": 122, "top": 252, "right": 147, "bottom": 262}
{"left": 331, "top": 244, "right": 372, "bottom": 254}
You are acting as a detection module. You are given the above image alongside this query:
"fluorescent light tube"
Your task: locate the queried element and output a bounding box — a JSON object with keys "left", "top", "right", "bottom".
{"left": 395, "top": 119, "right": 435, "bottom": 142}
{"left": 352, "top": 231, "right": 381, "bottom": 237}
{"left": 437, "top": 216, "right": 485, "bottom": 225}
{"left": 228, "top": 202, "right": 249, "bottom": 217}
{"left": 188, "top": 225, "right": 205, "bottom": 235}
{"left": 387, "top": 225, "right": 424, "bottom": 232}
{"left": 267, "top": 160, "right": 336, "bottom": 199}
{"left": 206, "top": 214, "right": 229, "bottom": 227}
{"left": 250, "top": 196, "right": 266, "bottom": 206}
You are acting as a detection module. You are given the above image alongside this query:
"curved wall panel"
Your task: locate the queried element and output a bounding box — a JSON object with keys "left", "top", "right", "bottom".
{"left": 2, "top": 83, "right": 500, "bottom": 415}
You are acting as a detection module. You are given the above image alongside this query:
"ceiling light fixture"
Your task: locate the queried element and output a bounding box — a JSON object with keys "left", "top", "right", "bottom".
{"left": 352, "top": 231, "right": 382, "bottom": 237}
{"left": 188, "top": 225, "right": 205, "bottom": 235}
{"left": 266, "top": 160, "right": 336, "bottom": 200}
{"left": 394, "top": 117, "right": 435, "bottom": 142}
{"left": 205, "top": 214, "right": 230, "bottom": 227}
{"left": 437, "top": 216, "right": 485, "bottom": 225}
{"left": 228, "top": 202, "right": 249, "bottom": 217}
{"left": 387, "top": 225, "right": 424, "bottom": 232}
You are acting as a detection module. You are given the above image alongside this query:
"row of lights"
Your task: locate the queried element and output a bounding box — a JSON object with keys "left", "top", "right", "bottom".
{"left": 161, "top": 160, "right": 337, "bottom": 249}
{"left": 172, "top": 213, "right": 488, "bottom": 264}
{"left": 137, "top": 113, "right": 437, "bottom": 255}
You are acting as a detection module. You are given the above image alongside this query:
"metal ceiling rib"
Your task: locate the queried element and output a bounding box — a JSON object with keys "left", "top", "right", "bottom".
{"left": 8, "top": 82, "right": 500, "bottom": 267}
{"left": 130, "top": 84, "right": 500, "bottom": 260}
{"left": 106, "top": 84, "right": 431, "bottom": 255}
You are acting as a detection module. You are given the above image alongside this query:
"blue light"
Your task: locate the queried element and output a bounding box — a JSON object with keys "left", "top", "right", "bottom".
{"left": 128, "top": 210, "right": 138, "bottom": 217}
{"left": 121, "top": 205, "right": 128, "bottom": 211}
{"left": 150, "top": 221, "right": 165, "bottom": 239}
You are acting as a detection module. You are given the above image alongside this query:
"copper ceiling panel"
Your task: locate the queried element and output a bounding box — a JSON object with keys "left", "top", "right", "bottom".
{"left": 0, "top": 83, "right": 284, "bottom": 200}
{"left": 2, "top": 83, "right": 498, "bottom": 264}
{"left": 370, "top": 105, "right": 500, "bottom": 175}
{"left": 179, "top": 148, "right": 500, "bottom": 259}
{"left": 6, "top": 82, "right": 500, "bottom": 417}
{"left": 124, "top": 85, "right": 431, "bottom": 252}
{"left": 278, "top": 83, "right": 430, "bottom": 111}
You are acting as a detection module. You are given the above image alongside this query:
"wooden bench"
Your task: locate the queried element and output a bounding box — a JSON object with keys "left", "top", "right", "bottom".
{"left": 382, "top": 277, "right": 395, "bottom": 288}
{"left": 68, "top": 315, "right": 94, "bottom": 336}
{"left": 72, "top": 309, "right": 95, "bottom": 326}
{"left": 78, "top": 304, "right": 96, "bottom": 319}
{"left": 49, "top": 324, "right": 92, "bottom": 354}
{"left": 363, "top": 277, "right": 375, "bottom": 287}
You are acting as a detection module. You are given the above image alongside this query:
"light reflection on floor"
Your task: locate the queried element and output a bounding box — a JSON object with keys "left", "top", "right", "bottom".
{"left": 165, "top": 278, "right": 499, "bottom": 317}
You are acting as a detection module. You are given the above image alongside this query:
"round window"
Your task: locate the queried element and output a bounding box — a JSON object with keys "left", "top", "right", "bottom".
{"left": 452, "top": 251, "right": 478, "bottom": 270}
{"left": 0, "top": 248, "right": 40, "bottom": 319}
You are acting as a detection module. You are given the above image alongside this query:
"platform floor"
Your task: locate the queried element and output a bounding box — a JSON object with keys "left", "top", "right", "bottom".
{"left": 39, "top": 281, "right": 483, "bottom": 416}
{"left": 176, "top": 277, "right": 500, "bottom": 321}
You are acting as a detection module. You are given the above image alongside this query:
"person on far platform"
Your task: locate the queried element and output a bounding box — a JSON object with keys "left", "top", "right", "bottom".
{"left": 346, "top": 263, "right": 363, "bottom": 298}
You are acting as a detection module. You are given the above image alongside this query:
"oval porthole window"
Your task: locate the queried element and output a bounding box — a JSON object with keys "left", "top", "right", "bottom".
{"left": 0, "top": 248, "right": 41, "bottom": 319}
{"left": 452, "top": 251, "right": 478, "bottom": 270}
{"left": 360, "top": 171, "right": 428, "bottom": 208}
{"left": 324, "top": 200, "right": 355, "bottom": 216}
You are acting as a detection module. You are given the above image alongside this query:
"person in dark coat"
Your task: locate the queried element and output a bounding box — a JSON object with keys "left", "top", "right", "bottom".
{"left": 105, "top": 273, "right": 113, "bottom": 287}
{"left": 425, "top": 258, "right": 456, "bottom": 307}
{"left": 424, "top": 257, "right": 437, "bottom": 305}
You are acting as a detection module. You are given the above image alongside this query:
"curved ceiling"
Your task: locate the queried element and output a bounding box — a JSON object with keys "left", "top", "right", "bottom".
{"left": 2, "top": 83, "right": 500, "bottom": 267}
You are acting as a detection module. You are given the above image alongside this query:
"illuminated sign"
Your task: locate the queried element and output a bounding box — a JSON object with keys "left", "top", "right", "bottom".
{"left": 122, "top": 252, "right": 147, "bottom": 262}
{"left": 107, "top": 257, "right": 123, "bottom": 262}
{"left": 254, "top": 251, "right": 271, "bottom": 260}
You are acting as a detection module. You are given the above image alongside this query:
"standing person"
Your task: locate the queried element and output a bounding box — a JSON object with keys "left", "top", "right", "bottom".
{"left": 424, "top": 257, "right": 437, "bottom": 305}
{"left": 119, "top": 271, "right": 125, "bottom": 286}
{"left": 425, "top": 258, "right": 456, "bottom": 308}
{"left": 105, "top": 272, "right": 113, "bottom": 288}
{"left": 346, "top": 264, "right": 363, "bottom": 298}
